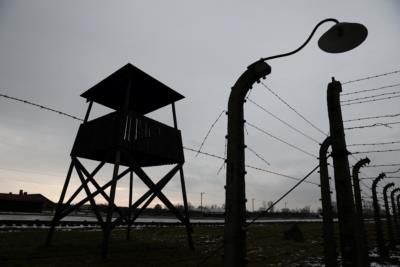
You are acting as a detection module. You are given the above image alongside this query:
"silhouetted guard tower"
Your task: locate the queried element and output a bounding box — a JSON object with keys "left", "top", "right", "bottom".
{"left": 46, "top": 63, "right": 193, "bottom": 256}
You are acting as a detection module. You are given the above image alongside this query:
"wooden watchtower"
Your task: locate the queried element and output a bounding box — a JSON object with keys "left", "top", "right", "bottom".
{"left": 46, "top": 63, "right": 193, "bottom": 256}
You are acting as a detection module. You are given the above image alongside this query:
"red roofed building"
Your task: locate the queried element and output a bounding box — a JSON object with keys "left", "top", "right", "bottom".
{"left": 0, "top": 190, "right": 54, "bottom": 213}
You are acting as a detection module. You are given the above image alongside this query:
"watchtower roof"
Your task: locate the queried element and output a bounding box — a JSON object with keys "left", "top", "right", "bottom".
{"left": 81, "top": 63, "right": 184, "bottom": 114}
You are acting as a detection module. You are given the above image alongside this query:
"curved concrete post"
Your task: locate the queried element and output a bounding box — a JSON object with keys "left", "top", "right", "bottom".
{"left": 390, "top": 188, "right": 400, "bottom": 244}
{"left": 224, "top": 61, "right": 271, "bottom": 267}
{"left": 319, "top": 137, "right": 338, "bottom": 267}
{"left": 383, "top": 183, "right": 395, "bottom": 247}
{"left": 397, "top": 195, "right": 400, "bottom": 243}
{"left": 351, "top": 157, "right": 370, "bottom": 265}
{"left": 372, "top": 173, "right": 387, "bottom": 258}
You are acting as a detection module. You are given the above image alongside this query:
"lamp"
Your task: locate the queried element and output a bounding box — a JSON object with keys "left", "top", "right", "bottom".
{"left": 261, "top": 18, "right": 368, "bottom": 63}
{"left": 318, "top": 22, "right": 368, "bottom": 53}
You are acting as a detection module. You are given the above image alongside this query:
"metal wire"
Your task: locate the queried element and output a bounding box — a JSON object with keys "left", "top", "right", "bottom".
{"left": 344, "top": 113, "right": 400, "bottom": 122}
{"left": 386, "top": 168, "right": 400, "bottom": 174}
{"left": 247, "top": 97, "right": 320, "bottom": 144}
{"left": 246, "top": 121, "right": 318, "bottom": 159}
{"left": 195, "top": 109, "right": 226, "bottom": 156}
{"left": 342, "top": 82, "right": 400, "bottom": 96}
{"left": 341, "top": 94, "right": 400, "bottom": 106}
{"left": 183, "top": 146, "right": 225, "bottom": 160}
{"left": 348, "top": 141, "right": 400, "bottom": 147}
{"left": 246, "top": 164, "right": 320, "bottom": 226}
{"left": 345, "top": 121, "right": 400, "bottom": 130}
{"left": 341, "top": 90, "right": 400, "bottom": 103}
{"left": 352, "top": 149, "right": 400, "bottom": 154}
{"left": 260, "top": 81, "right": 328, "bottom": 136}
{"left": 246, "top": 146, "right": 271, "bottom": 166}
{"left": 246, "top": 165, "right": 320, "bottom": 186}
{"left": 216, "top": 161, "right": 225, "bottom": 175}
{"left": 216, "top": 138, "right": 228, "bottom": 175}
{"left": 184, "top": 146, "right": 319, "bottom": 186}
{"left": 0, "top": 93, "right": 83, "bottom": 121}
{"left": 342, "top": 69, "right": 400, "bottom": 85}
{"left": 365, "top": 163, "right": 400, "bottom": 168}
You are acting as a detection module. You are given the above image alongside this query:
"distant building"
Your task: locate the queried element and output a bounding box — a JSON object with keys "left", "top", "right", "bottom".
{"left": 0, "top": 190, "right": 54, "bottom": 213}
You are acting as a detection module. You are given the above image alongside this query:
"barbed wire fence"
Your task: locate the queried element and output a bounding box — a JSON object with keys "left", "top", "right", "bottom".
{"left": 0, "top": 67, "right": 399, "bottom": 265}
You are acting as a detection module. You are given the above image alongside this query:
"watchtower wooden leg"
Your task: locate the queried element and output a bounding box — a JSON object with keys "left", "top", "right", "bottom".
{"left": 126, "top": 170, "right": 133, "bottom": 240}
{"left": 45, "top": 160, "right": 74, "bottom": 246}
{"left": 178, "top": 164, "right": 194, "bottom": 250}
{"left": 102, "top": 151, "right": 121, "bottom": 258}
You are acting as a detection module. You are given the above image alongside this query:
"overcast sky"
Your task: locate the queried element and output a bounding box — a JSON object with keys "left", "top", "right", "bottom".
{"left": 0, "top": 1, "right": 399, "bottom": 212}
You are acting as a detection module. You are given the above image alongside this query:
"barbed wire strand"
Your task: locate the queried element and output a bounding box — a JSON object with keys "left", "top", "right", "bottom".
{"left": 342, "top": 90, "right": 400, "bottom": 103}
{"left": 247, "top": 165, "right": 320, "bottom": 186}
{"left": 195, "top": 109, "right": 226, "bottom": 156}
{"left": 184, "top": 146, "right": 319, "bottom": 186}
{"left": 246, "top": 97, "right": 320, "bottom": 144}
{"left": 341, "top": 94, "right": 400, "bottom": 106}
{"left": 183, "top": 146, "right": 225, "bottom": 160}
{"left": 260, "top": 81, "right": 328, "bottom": 136}
{"left": 386, "top": 168, "right": 400, "bottom": 174}
{"left": 352, "top": 149, "right": 400, "bottom": 154}
{"left": 246, "top": 121, "right": 318, "bottom": 159}
{"left": 246, "top": 146, "right": 271, "bottom": 166}
{"left": 216, "top": 138, "right": 228, "bottom": 175}
{"left": 216, "top": 161, "right": 225, "bottom": 175}
{"left": 0, "top": 93, "right": 83, "bottom": 121}
{"left": 345, "top": 121, "right": 400, "bottom": 130}
{"left": 365, "top": 164, "right": 400, "bottom": 168}
{"left": 342, "top": 69, "right": 400, "bottom": 85}
{"left": 348, "top": 141, "right": 400, "bottom": 147}
{"left": 344, "top": 113, "right": 400, "bottom": 122}
{"left": 246, "top": 164, "right": 320, "bottom": 226}
{"left": 342, "top": 82, "right": 400, "bottom": 96}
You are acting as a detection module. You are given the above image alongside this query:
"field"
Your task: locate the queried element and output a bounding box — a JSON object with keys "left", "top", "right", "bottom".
{"left": 0, "top": 222, "right": 380, "bottom": 266}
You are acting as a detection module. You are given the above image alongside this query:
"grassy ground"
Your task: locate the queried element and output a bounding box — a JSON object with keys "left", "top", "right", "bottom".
{"left": 0, "top": 222, "right": 377, "bottom": 266}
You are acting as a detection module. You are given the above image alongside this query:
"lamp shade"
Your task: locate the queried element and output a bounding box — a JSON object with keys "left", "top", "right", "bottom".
{"left": 318, "top": 22, "right": 368, "bottom": 53}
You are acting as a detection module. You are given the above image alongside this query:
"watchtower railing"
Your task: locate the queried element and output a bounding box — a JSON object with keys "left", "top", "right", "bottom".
{"left": 71, "top": 111, "right": 184, "bottom": 167}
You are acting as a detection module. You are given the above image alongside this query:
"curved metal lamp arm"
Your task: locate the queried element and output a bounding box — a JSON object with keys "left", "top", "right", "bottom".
{"left": 261, "top": 18, "right": 339, "bottom": 62}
